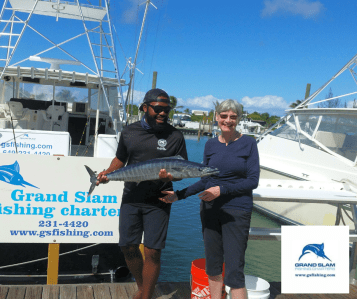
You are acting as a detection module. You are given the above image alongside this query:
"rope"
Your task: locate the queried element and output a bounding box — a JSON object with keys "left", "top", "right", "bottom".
{"left": 0, "top": 244, "right": 99, "bottom": 270}
{"left": 9, "top": 111, "right": 18, "bottom": 154}
{"left": 75, "top": 113, "right": 91, "bottom": 156}
{"left": 78, "top": 121, "right": 104, "bottom": 157}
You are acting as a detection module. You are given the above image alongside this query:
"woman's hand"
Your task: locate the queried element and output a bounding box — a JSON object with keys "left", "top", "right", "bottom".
{"left": 159, "top": 191, "right": 178, "bottom": 203}
{"left": 199, "top": 186, "right": 220, "bottom": 202}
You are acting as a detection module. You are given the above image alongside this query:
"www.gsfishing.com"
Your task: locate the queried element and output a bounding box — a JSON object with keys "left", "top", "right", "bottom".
{"left": 295, "top": 273, "right": 335, "bottom": 278}
{"left": 10, "top": 229, "right": 113, "bottom": 238}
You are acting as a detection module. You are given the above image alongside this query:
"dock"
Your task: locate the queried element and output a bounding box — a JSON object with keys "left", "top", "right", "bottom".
{"left": 0, "top": 282, "right": 356, "bottom": 298}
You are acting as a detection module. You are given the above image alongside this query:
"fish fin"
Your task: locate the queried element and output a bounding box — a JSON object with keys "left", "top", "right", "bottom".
{"left": 152, "top": 155, "right": 184, "bottom": 160}
{"left": 88, "top": 182, "right": 96, "bottom": 197}
{"left": 173, "top": 155, "right": 184, "bottom": 160}
{"left": 85, "top": 165, "right": 97, "bottom": 197}
{"left": 13, "top": 161, "right": 20, "bottom": 173}
{"left": 85, "top": 165, "right": 96, "bottom": 177}
{"left": 3, "top": 176, "right": 10, "bottom": 183}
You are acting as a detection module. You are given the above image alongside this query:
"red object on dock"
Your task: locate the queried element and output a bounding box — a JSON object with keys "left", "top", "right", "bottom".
{"left": 191, "top": 258, "right": 226, "bottom": 299}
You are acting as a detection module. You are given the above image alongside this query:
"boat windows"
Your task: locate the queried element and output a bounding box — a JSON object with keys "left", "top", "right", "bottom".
{"left": 271, "top": 113, "right": 357, "bottom": 162}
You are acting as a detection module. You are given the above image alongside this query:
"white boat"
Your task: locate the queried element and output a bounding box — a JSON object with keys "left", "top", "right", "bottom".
{"left": 237, "top": 115, "right": 263, "bottom": 137}
{"left": 0, "top": 0, "right": 154, "bottom": 284}
{"left": 255, "top": 53, "right": 357, "bottom": 229}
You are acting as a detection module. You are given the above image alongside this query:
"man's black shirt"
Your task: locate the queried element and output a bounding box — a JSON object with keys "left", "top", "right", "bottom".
{"left": 116, "top": 121, "right": 188, "bottom": 205}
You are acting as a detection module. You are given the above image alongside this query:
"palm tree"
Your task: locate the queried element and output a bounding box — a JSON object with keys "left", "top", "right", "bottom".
{"left": 289, "top": 100, "right": 302, "bottom": 109}
{"left": 169, "top": 96, "right": 183, "bottom": 111}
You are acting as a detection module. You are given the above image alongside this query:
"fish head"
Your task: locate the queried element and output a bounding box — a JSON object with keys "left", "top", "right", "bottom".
{"left": 10, "top": 173, "right": 24, "bottom": 186}
{"left": 199, "top": 166, "right": 219, "bottom": 177}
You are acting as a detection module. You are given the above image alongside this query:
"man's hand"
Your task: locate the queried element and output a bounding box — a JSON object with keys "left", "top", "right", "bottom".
{"left": 96, "top": 171, "right": 109, "bottom": 186}
{"left": 199, "top": 186, "right": 220, "bottom": 202}
{"left": 159, "top": 191, "right": 178, "bottom": 203}
{"left": 159, "top": 169, "right": 174, "bottom": 182}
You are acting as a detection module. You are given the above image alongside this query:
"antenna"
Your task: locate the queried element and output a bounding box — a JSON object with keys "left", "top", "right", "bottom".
{"left": 29, "top": 56, "right": 81, "bottom": 70}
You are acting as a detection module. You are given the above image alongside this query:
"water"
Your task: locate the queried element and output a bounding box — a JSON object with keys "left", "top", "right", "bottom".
{"left": 159, "top": 135, "right": 281, "bottom": 283}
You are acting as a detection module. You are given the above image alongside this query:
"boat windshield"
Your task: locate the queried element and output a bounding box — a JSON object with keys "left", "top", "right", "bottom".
{"left": 271, "top": 111, "right": 357, "bottom": 162}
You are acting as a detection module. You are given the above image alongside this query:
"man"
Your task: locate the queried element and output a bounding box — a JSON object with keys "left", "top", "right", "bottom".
{"left": 96, "top": 88, "right": 187, "bottom": 299}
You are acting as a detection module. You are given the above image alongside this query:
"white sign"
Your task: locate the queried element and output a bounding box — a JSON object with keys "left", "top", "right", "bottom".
{"left": 0, "top": 129, "right": 70, "bottom": 156}
{"left": 281, "top": 226, "right": 349, "bottom": 294}
{"left": 0, "top": 154, "right": 123, "bottom": 243}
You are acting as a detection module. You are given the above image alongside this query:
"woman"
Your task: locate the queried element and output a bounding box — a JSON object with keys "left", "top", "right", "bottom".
{"left": 159, "top": 99, "right": 259, "bottom": 299}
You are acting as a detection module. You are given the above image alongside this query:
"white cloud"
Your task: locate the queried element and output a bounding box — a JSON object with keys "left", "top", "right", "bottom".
{"left": 241, "top": 95, "right": 288, "bottom": 109}
{"left": 123, "top": 89, "right": 146, "bottom": 105}
{"left": 181, "top": 95, "right": 224, "bottom": 110}
{"left": 261, "top": 0, "right": 325, "bottom": 18}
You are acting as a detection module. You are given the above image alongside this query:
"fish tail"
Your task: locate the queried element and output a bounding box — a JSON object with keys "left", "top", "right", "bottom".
{"left": 85, "top": 165, "right": 97, "bottom": 197}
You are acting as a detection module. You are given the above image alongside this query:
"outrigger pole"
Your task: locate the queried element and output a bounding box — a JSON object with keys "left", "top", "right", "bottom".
{"left": 125, "top": 0, "right": 157, "bottom": 119}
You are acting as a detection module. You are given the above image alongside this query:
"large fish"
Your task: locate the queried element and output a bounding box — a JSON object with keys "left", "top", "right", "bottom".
{"left": 298, "top": 243, "right": 331, "bottom": 261}
{"left": 0, "top": 161, "right": 38, "bottom": 189}
{"left": 85, "top": 156, "right": 219, "bottom": 196}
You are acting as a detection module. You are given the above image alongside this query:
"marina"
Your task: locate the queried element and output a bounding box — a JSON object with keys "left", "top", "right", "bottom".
{"left": 0, "top": 0, "right": 356, "bottom": 297}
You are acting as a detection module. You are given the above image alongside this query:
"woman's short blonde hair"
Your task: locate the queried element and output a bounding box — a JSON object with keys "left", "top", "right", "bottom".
{"left": 215, "top": 99, "right": 243, "bottom": 119}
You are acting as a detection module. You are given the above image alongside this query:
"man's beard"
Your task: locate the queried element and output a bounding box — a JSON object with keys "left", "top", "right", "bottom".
{"left": 145, "top": 112, "right": 168, "bottom": 131}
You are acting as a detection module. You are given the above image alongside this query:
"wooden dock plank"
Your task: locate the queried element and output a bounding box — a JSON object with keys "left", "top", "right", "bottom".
{"left": 24, "top": 286, "right": 42, "bottom": 299}
{"left": 122, "top": 282, "right": 138, "bottom": 298}
{"left": 6, "top": 286, "right": 26, "bottom": 299}
{"left": 76, "top": 285, "right": 94, "bottom": 299}
{"left": 59, "top": 285, "right": 76, "bottom": 299}
{"left": 108, "top": 284, "right": 130, "bottom": 299}
{"left": 0, "top": 287, "right": 9, "bottom": 299}
{"left": 92, "top": 285, "right": 111, "bottom": 299}
{"left": 42, "top": 285, "right": 59, "bottom": 299}
{"left": 1, "top": 282, "right": 357, "bottom": 299}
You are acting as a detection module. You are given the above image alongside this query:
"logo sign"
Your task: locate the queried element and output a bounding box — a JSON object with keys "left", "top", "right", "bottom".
{"left": 282, "top": 226, "right": 349, "bottom": 294}
{"left": 157, "top": 139, "right": 167, "bottom": 151}
{"left": 0, "top": 155, "right": 122, "bottom": 244}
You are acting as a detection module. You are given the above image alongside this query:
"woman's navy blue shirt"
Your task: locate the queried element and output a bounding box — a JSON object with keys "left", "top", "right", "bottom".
{"left": 178, "top": 135, "right": 260, "bottom": 212}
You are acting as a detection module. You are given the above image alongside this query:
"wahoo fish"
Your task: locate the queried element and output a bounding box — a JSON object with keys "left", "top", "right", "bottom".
{"left": 298, "top": 243, "right": 331, "bottom": 261}
{"left": 0, "top": 161, "right": 38, "bottom": 188}
{"left": 85, "top": 156, "right": 219, "bottom": 196}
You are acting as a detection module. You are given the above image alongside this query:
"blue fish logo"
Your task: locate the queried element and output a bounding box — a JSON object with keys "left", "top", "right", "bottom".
{"left": 0, "top": 161, "right": 38, "bottom": 189}
{"left": 298, "top": 243, "right": 331, "bottom": 261}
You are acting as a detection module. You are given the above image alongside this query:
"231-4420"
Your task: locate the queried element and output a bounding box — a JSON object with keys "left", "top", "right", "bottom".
{"left": 39, "top": 221, "right": 89, "bottom": 228}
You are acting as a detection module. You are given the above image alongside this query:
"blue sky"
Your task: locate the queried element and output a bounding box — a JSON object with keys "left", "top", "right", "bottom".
{"left": 2, "top": 0, "right": 357, "bottom": 116}
{"left": 110, "top": 0, "right": 357, "bottom": 116}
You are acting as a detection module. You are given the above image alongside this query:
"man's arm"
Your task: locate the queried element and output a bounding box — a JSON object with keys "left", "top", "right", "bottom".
{"left": 96, "top": 157, "right": 125, "bottom": 185}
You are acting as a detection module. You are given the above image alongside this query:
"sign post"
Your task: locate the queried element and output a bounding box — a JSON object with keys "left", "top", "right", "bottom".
{"left": 47, "top": 244, "right": 60, "bottom": 285}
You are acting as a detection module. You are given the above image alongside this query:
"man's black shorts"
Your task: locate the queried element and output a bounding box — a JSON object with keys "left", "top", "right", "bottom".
{"left": 200, "top": 202, "right": 252, "bottom": 289}
{"left": 119, "top": 203, "right": 171, "bottom": 249}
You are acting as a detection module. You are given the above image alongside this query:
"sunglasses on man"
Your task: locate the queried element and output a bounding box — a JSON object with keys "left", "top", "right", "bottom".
{"left": 147, "top": 104, "right": 172, "bottom": 114}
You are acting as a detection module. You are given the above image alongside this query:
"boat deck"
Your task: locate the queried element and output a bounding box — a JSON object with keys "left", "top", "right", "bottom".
{"left": 0, "top": 282, "right": 356, "bottom": 298}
